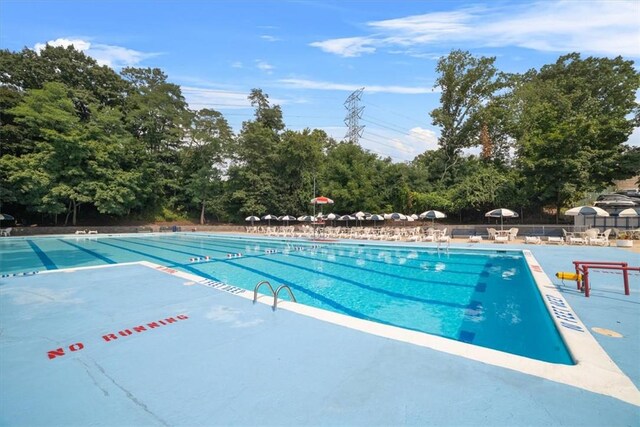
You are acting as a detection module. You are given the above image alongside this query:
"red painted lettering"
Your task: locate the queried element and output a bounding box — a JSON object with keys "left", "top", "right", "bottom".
{"left": 48, "top": 348, "right": 65, "bottom": 360}
{"left": 69, "top": 342, "right": 84, "bottom": 352}
{"left": 103, "top": 333, "right": 118, "bottom": 342}
{"left": 164, "top": 317, "right": 177, "bottom": 324}
{"left": 177, "top": 314, "right": 188, "bottom": 320}
{"left": 133, "top": 326, "right": 147, "bottom": 333}
{"left": 158, "top": 320, "right": 167, "bottom": 325}
{"left": 118, "top": 329, "right": 133, "bottom": 337}
{"left": 147, "top": 322, "right": 160, "bottom": 329}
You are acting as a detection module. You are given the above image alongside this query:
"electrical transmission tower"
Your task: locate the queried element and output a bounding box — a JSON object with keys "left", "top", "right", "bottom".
{"left": 344, "top": 87, "right": 365, "bottom": 144}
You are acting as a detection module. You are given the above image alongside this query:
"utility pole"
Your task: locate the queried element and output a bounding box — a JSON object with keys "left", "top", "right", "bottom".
{"left": 344, "top": 88, "right": 365, "bottom": 144}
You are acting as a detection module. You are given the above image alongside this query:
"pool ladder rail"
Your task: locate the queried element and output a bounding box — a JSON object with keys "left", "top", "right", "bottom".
{"left": 253, "top": 280, "right": 297, "bottom": 311}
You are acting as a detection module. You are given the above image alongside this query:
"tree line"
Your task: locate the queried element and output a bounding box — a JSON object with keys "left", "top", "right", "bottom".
{"left": 1, "top": 46, "right": 638, "bottom": 226}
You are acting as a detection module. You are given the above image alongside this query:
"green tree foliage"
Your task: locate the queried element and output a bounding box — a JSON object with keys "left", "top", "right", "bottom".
{"left": 430, "top": 50, "right": 504, "bottom": 183}
{"left": 1, "top": 45, "right": 637, "bottom": 226}
{"left": 512, "top": 53, "right": 640, "bottom": 220}
{"left": 181, "top": 109, "right": 234, "bottom": 224}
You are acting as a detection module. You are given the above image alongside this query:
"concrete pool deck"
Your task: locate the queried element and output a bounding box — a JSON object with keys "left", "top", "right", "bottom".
{"left": 0, "top": 237, "right": 638, "bottom": 425}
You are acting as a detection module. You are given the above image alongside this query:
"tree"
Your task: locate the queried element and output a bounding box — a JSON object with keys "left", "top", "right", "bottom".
{"left": 512, "top": 53, "right": 640, "bottom": 220}
{"left": 182, "top": 109, "right": 233, "bottom": 224}
{"left": 121, "top": 67, "right": 190, "bottom": 210}
{"left": 430, "top": 50, "right": 503, "bottom": 183}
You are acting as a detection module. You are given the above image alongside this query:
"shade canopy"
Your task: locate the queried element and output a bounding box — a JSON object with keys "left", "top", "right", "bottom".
{"left": 279, "top": 215, "right": 297, "bottom": 221}
{"left": 297, "top": 215, "right": 315, "bottom": 222}
{"left": 369, "top": 214, "right": 385, "bottom": 221}
{"left": 485, "top": 208, "right": 519, "bottom": 230}
{"left": 244, "top": 216, "right": 260, "bottom": 225}
{"left": 310, "top": 196, "right": 334, "bottom": 205}
{"left": 419, "top": 210, "right": 446, "bottom": 220}
{"left": 410, "top": 214, "right": 419, "bottom": 220}
{"left": 617, "top": 208, "right": 639, "bottom": 217}
{"left": 338, "top": 215, "right": 356, "bottom": 221}
{"left": 389, "top": 213, "right": 407, "bottom": 221}
{"left": 564, "top": 206, "right": 609, "bottom": 217}
{"left": 485, "top": 208, "right": 519, "bottom": 218}
{"left": 325, "top": 213, "right": 338, "bottom": 220}
{"left": 0, "top": 213, "right": 15, "bottom": 221}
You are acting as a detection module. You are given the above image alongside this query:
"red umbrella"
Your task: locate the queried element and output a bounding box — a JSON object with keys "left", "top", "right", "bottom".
{"left": 310, "top": 196, "right": 334, "bottom": 205}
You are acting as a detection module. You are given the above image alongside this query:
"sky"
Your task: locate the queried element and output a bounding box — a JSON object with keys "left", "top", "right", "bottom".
{"left": 1, "top": 0, "right": 639, "bottom": 162}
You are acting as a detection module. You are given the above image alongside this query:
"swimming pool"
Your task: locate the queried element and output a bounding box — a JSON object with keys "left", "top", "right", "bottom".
{"left": 0, "top": 233, "right": 572, "bottom": 364}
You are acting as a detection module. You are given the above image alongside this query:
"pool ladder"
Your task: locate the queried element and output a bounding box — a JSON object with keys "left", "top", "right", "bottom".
{"left": 253, "top": 280, "right": 297, "bottom": 311}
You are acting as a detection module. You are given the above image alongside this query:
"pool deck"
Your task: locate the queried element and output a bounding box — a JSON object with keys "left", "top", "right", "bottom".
{"left": 0, "top": 235, "right": 638, "bottom": 425}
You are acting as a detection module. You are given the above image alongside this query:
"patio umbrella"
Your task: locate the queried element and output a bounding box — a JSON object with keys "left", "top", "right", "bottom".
{"left": 369, "top": 214, "right": 385, "bottom": 226}
{"left": 338, "top": 214, "right": 356, "bottom": 226}
{"left": 564, "top": 206, "right": 610, "bottom": 217}
{"left": 0, "top": 213, "right": 15, "bottom": 221}
{"left": 245, "top": 215, "right": 260, "bottom": 226}
{"left": 280, "top": 215, "right": 297, "bottom": 225}
{"left": 564, "top": 206, "right": 609, "bottom": 230}
{"left": 297, "top": 215, "right": 315, "bottom": 222}
{"left": 261, "top": 214, "right": 278, "bottom": 226}
{"left": 419, "top": 210, "right": 446, "bottom": 226}
{"left": 310, "top": 196, "right": 334, "bottom": 205}
{"left": 389, "top": 212, "right": 407, "bottom": 221}
{"left": 311, "top": 196, "right": 334, "bottom": 218}
{"left": 325, "top": 212, "right": 338, "bottom": 226}
{"left": 485, "top": 208, "right": 519, "bottom": 230}
{"left": 618, "top": 208, "right": 640, "bottom": 217}
{"left": 410, "top": 214, "right": 419, "bottom": 220}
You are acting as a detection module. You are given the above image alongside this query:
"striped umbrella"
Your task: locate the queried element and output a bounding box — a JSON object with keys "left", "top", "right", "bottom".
{"left": 485, "top": 208, "right": 519, "bottom": 230}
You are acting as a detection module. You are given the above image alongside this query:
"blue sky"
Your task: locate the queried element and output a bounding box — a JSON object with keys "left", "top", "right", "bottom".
{"left": 1, "top": 0, "right": 639, "bottom": 161}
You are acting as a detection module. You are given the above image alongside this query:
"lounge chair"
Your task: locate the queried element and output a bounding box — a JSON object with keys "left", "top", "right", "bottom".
{"left": 547, "top": 236, "right": 564, "bottom": 245}
{"left": 468, "top": 235, "right": 483, "bottom": 243}
{"left": 494, "top": 235, "right": 509, "bottom": 243}
{"left": 525, "top": 236, "right": 541, "bottom": 244}
{"left": 0, "top": 227, "right": 12, "bottom": 237}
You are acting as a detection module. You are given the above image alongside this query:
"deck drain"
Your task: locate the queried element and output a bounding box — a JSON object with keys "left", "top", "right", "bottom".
{"left": 591, "top": 327, "right": 623, "bottom": 338}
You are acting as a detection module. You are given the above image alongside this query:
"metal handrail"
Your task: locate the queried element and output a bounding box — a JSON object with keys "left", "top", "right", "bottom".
{"left": 273, "top": 285, "right": 297, "bottom": 311}
{"left": 253, "top": 280, "right": 275, "bottom": 304}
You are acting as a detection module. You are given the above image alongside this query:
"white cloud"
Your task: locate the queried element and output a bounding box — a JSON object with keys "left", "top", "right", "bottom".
{"left": 230, "top": 61, "right": 243, "bottom": 68}
{"left": 260, "top": 35, "right": 281, "bottom": 42}
{"left": 181, "top": 86, "right": 253, "bottom": 110}
{"left": 311, "top": 1, "right": 640, "bottom": 57}
{"left": 33, "top": 37, "right": 157, "bottom": 68}
{"left": 256, "top": 60, "right": 275, "bottom": 73}
{"left": 181, "top": 85, "right": 288, "bottom": 111}
{"left": 310, "top": 36, "right": 377, "bottom": 57}
{"left": 279, "top": 78, "right": 438, "bottom": 94}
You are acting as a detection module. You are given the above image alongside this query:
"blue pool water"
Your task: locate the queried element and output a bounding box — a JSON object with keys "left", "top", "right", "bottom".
{"left": 0, "top": 233, "right": 573, "bottom": 364}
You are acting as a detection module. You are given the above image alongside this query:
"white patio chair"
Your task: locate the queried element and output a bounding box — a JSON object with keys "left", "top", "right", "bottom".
{"left": 0, "top": 227, "right": 12, "bottom": 237}
{"left": 468, "top": 235, "right": 483, "bottom": 243}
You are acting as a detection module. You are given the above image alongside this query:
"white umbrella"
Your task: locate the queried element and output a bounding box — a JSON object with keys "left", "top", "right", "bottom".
{"left": 564, "top": 206, "right": 610, "bottom": 217}
{"left": 297, "top": 215, "right": 314, "bottom": 222}
{"left": 280, "top": 215, "right": 297, "bottom": 225}
{"left": 485, "top": 208, "right": 519, "bottom": 230}
{"left": 389, "top": 212, "right": 407, "bottom": 221}
{"left": 261, "top": 214, "right": 278, "bottom": 226}
{"left": 419, "top": 210, "right": 447, "bottom": 226}
{"left": 245, "top": 215, "right": 260, "bottom": 226}
{"left": 618, "top": 208, "right": 639, "bottom": 217}
{"left": 410, "top": 214, "right": 419, "bottom": 220}
{"left": 338, "top": 214, "right": 356, "bottom": 226}
{"left": 406, "top": 216, "right": 415, "bottom": 222}
{"left": 325, "top": 213, "right": 338, "bottom": 220}
{"left": 0, "top": 213, "right": 15, "bottom": 221}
